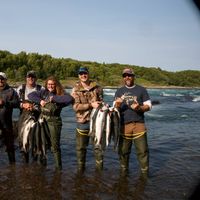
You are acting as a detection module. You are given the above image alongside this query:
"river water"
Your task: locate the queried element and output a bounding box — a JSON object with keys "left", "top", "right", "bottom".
{"left": 0, "top": 88, "right": 200, "bottom": 200}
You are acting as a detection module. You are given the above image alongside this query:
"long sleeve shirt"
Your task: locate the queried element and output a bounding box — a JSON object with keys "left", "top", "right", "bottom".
{"left": 0, "top": 84, "right": 19, "bottom": 129}
{"left": 28, "top": 88, "right": 73, "bottom": 116}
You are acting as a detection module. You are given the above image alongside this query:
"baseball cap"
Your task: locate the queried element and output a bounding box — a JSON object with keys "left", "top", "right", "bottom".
{"left": 122, "top": 68, "right": 135, "bottom": 76}
{"left": 0, "top": 72, "right": 7, "bottom": 80}
{"left": 78, "top": 67, "right": 89, "bottom": 74}
{"left": 26, "top": 70, "right": 36, "bottom": 78}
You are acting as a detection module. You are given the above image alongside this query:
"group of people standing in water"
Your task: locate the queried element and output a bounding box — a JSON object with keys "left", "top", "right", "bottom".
{"left": 0, "top": 67, "right": 152, "bottom": 177}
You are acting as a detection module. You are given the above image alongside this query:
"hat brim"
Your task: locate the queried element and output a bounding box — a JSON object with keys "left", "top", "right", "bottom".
{"left": 0, "top": 75, "right": 6, "bottom": 79}
{"left": 78, "top": 71, "right": 88, "bottom": 74}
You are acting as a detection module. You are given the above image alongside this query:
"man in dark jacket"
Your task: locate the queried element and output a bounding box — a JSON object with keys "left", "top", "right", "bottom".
{"left": 0, "top": 72, "right": 19, "bottom": 164}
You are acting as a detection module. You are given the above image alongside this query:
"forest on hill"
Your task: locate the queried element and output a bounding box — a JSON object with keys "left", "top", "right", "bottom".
{"left": 0, "top": 50, "right": 200, "bottom": 88}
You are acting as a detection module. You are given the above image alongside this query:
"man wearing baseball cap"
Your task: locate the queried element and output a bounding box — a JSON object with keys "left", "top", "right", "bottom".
{"left": 71, "top": 66, "right": 104, "bottom": 173}
{"left": 0, "top": 72, "right": 19, "bottom": 164}
{"left": 114, "top": 68, "right": 152, "bottom": 177}
{"left": 0, "top": 72, "right": 7, "bottom": 80}
{"left": 16, "top": 70, "right": 43, "bottom": 163}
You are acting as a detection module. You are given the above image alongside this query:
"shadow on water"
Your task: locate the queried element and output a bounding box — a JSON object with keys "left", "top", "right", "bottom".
{"left": 188, "top": 180, "right": 200, "bottom": 200}
{"left": 0, "top": 160, "right": 149, "bottom": 200}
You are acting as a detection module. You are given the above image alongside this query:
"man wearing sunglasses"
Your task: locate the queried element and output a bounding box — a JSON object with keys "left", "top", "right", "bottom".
{"left": 17, "top": 70, "right": 42, "bottom": 163}
{"left": 71, "top": 67, "right": 103, "bottom": 173}
{"left": 114, "top": 68, "right": 152, "bottom": 177}
{"left": 0, "top": 72, "right": 19, "bottom": 164}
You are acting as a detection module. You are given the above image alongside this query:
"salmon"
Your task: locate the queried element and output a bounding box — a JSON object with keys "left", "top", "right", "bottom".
{"left": 18, "top": 114, "right": 36, "bottom": 153}
{"left": 89, "top": 103, "right": 121, "bottom": 151}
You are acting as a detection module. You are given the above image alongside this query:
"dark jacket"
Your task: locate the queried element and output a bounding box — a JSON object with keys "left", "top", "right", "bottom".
{"left": 28, "top": 88, "right": 73, "bottom": 117}
{"left": 0, "top": 84, "right": 19, "bottom": 129}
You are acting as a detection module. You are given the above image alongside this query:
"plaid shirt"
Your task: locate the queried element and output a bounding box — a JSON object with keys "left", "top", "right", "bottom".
{"left": 71, "top": 80, "right": 103, "bottom": 124}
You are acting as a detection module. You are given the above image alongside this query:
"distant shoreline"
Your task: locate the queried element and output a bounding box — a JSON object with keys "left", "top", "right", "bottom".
{"left": 103, "top": 86, "right": 200, "bottom": 90}
{"left": 8, "top": 81, "right": 200, "bottom": 90}
{"left": 11, "top": 85, "right": 200, "bottom": 90}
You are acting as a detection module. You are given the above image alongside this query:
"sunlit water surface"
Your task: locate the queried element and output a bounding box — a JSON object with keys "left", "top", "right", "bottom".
{"left": 0, "top": 88, "right": 200, "bottom": 200}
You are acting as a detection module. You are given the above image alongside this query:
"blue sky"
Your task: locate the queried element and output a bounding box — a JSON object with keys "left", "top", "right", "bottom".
{"left": 0, "top": 0, "right": 200, "bottom": 72}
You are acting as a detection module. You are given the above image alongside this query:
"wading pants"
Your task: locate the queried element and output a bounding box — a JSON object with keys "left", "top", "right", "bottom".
{"left": 46, "top": 116, "right": 62, "bottom": 170}
{"left": 1, "top": 128, "right": 15, "bottom": 164}
{"left": 76, "top": 130, "right": 103, "bottom": 171}
{"left": 118, "top": 133, "right": 149, "bottom": 173}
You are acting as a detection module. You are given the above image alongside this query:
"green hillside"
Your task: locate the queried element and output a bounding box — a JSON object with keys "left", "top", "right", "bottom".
{"left": 1, "top": 50, "right": 200, "bottom": 88}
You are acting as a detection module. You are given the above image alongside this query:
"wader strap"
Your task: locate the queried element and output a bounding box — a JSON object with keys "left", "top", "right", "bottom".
{"left": 76, "top": 128, "right": 89, "bottom": 136}
{"left": 123, "top": 131, "right": 146, "bottom": 140}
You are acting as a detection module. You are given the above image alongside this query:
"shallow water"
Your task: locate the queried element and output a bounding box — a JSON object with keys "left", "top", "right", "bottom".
{"left": 0, "top": 88, "right": 200, "bottom": 199}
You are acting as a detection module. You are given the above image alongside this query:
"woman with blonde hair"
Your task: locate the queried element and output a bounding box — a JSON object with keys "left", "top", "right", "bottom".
{"left": 28, "top": 76, "right": 73, "bottom": 170}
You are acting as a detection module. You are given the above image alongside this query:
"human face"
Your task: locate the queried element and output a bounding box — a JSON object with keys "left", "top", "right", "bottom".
{"left": 47, "top": 80, "right": 56, "bottom": 92}
{"left": 26, "top": 75, "right": 37, "bottom": 87}
{"left": 79, "top": 72, "right": 89, "bottom": 83}
{"left": 0, "top": 78, "right": 6, "bottom": 88}
{"left": 123, "top": 73, "right": 134, "bottom": 87}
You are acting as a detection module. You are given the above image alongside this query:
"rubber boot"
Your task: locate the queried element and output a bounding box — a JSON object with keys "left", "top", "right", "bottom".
{"left": 8, "top": 151, "right": 16, "bottom": 164}
{"left": 54, "top": 152, "right": 62, "bottom": 170}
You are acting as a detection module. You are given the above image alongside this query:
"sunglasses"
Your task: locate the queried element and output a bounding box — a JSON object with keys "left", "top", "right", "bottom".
{"left": 79, "top": 72, "right": 88, "bottom": 75}
{"left": 122, "top": 73, "right": 134, "bottom": 78}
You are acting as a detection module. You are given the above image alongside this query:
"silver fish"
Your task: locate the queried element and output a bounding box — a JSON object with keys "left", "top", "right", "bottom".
{"left": 18, "top": 115, "right": 36, "bottom": 152}
{"left": 31, "top": 116, "right": 50, "bottom": 157}
{"left": 89, "top": 107, "right": 100, "bottom": 137}
{"left": 89, "top": 103, "right": 121, "bottom": 150}
{"left": 105, "top": 110, "right": 112, "bottom": 147}
{"left": 93, "top": 104, "right": 109, "bottom": 146}
{"left": 111, "top": 108, "right": 120, "bottom": 150}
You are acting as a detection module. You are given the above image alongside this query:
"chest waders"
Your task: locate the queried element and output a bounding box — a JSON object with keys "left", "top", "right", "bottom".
{"left": 41, "top": 102, "right": 62, "bottom": 170}
{"left": 0, "top": 89, "right": 16, "bottom": 164}
{"left": 76, "top": 129, "right": 104, "bottom": 173}
{"left": 118, "top": 133, "right": 149, "bottom": 177}
{"left": 18, "top": 84, "right": 42, "bottom": 163}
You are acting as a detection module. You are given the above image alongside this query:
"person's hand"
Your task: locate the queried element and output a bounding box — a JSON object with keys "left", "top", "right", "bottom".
{"left": 91, "top": 101, "right": 102, "bottom": 108}
{"left": 114, "top": 98, "right": 123, "bottom": 108}
{"left": 22, "top": 102, "right": 34, "bottom": 111}
{"left": 130, "top": 98, "right": 144, "bottom": 111}
{"left": 40, "top": 100, "right": 47, "bottom": 107}
{"left": 0, "top": 99, "right": 4, "bottom": 106}
{"left": 49, "top": 96, "right": 54, "bottom": 102}
{"left": 130, "top": 101, "right": 140, "bottom": 110}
